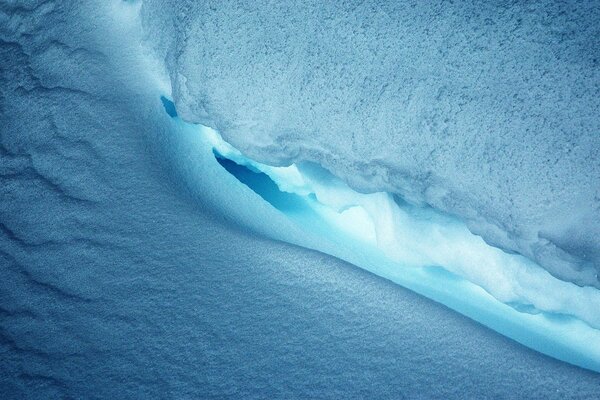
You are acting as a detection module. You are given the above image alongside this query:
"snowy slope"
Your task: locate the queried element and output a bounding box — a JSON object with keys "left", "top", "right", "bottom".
{"left": 1, "top": 1, "right": 599, "bottom": 398}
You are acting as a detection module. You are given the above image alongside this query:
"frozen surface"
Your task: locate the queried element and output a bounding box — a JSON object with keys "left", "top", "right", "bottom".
{"left": 1, "top": 1, "right": 600, "bottom": 398}
{"left": 141, "top": 0, "right": 600, "bottom": 287}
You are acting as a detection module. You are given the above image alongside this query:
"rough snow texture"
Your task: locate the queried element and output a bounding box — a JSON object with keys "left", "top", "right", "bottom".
{"left": 141, "top": 0, "right": 600, "bottom": 287}
{"left": 2, "top": 1, "right": 600, "bottom": 398}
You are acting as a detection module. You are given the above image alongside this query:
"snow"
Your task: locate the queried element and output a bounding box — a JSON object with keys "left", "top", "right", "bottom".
{"left": 1, "top": 1, "right": 599, "bottom": 398}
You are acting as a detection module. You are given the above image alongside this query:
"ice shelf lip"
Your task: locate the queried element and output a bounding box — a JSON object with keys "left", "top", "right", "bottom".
{"left": 160, "top": 96, "right": 600, "bottom": 374}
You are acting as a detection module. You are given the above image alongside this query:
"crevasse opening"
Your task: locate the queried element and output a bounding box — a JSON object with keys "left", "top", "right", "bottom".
{"left": 161, "top": 96, "right": 600, "bottom": 373}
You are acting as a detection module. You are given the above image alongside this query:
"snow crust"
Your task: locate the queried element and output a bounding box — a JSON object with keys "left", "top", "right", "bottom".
{"left": 140, "top": 0, "right": 600, "bottom": 288}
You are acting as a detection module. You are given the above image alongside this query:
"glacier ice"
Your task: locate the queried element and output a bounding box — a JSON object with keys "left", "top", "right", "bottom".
{"left": 140, "top": 0, "right": 600, "bottom": 288}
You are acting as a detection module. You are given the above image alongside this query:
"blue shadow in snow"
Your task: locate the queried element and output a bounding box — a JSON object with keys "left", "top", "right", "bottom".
{"left": 214, "top": 152, "right": 309, "bottom": 214}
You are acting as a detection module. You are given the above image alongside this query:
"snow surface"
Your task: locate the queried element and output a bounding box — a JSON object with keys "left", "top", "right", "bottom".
{"left": 141, "top": 0, "right": 600, "bottom": 288}
{"left": 1, "top": 1, "right": 600, "bottom": 398}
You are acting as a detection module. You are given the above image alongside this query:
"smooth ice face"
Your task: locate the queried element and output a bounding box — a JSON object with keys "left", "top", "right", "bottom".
{"left": 141, "top": 0, "right": 600, "bottom": 288}
{"left": 160, "top": 96, "right": 600, "bottom": 372}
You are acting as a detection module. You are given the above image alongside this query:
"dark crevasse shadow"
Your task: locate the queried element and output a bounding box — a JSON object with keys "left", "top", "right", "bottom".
{"left": 212, "top": 150, "right": 339, "bottom": 242}
{"left": 213, "top": 151, "right": 309, "bottom": 214}
{"left": 161, "top": 96, "right": 178, "bottom": 118}
{"left": 161, "top": 94, "right": 316, "bottom": 217}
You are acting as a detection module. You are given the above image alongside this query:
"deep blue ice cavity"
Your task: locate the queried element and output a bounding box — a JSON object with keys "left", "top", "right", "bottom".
{"left": 160, "top": 95, "right": 178, "bottom": 118}
{"left": 214, "top": 153, "right": 308, "bottom": 213}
